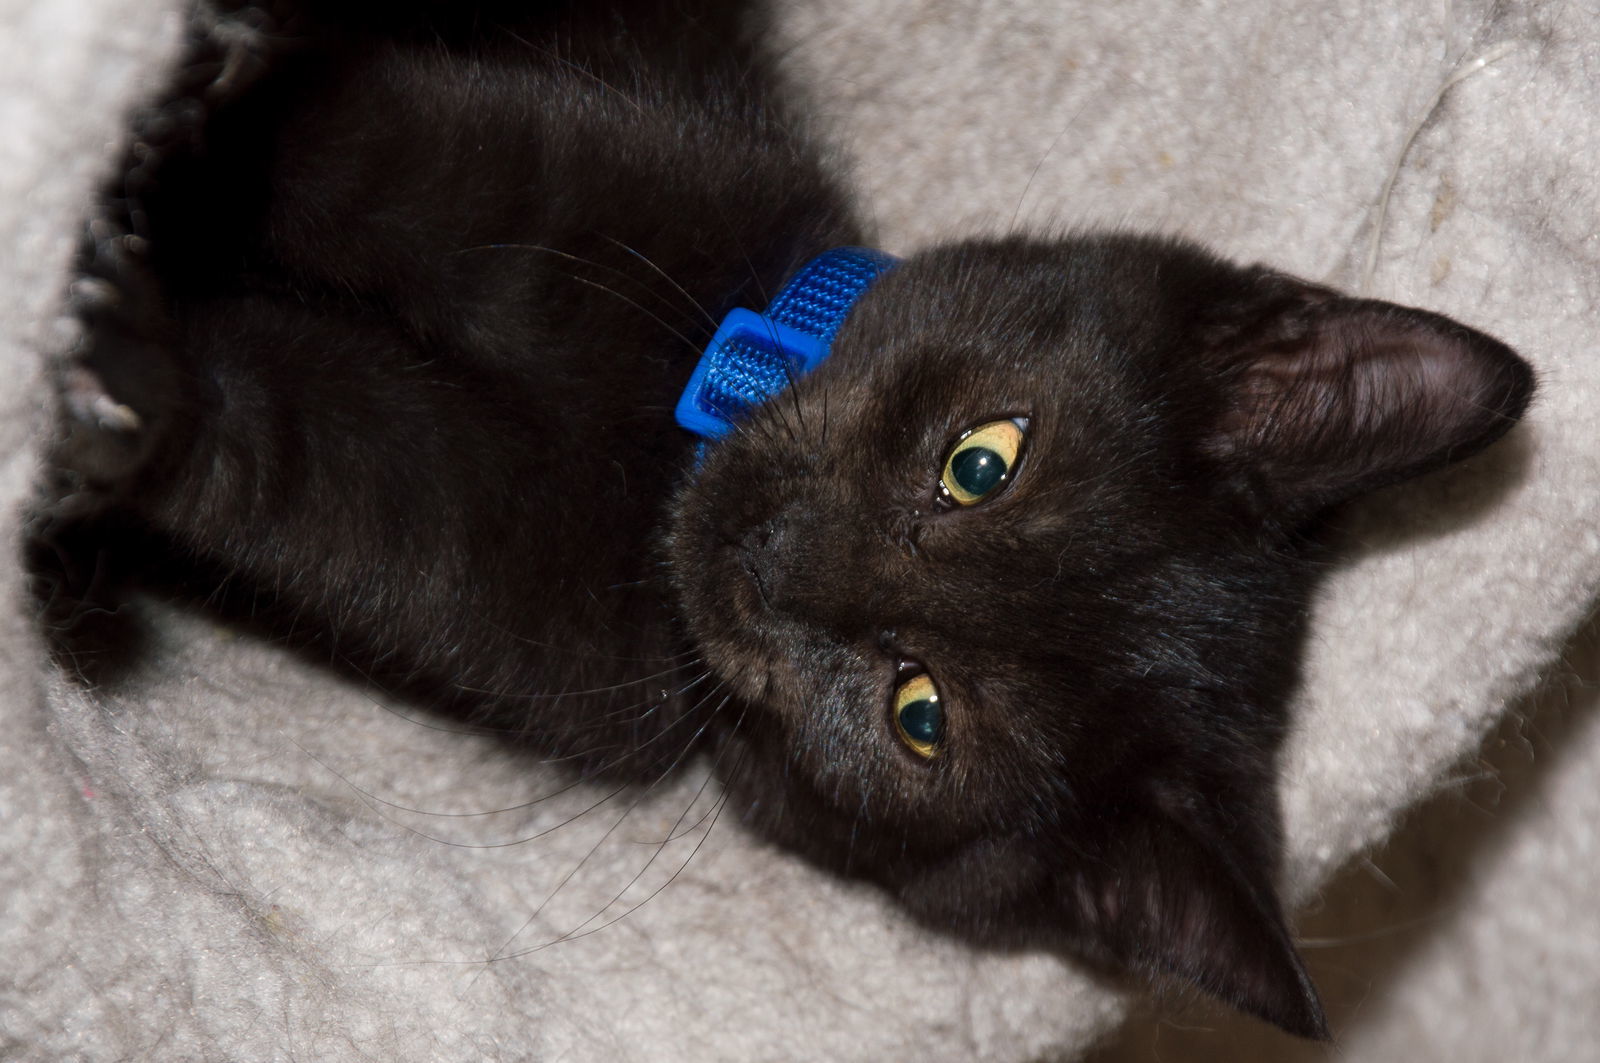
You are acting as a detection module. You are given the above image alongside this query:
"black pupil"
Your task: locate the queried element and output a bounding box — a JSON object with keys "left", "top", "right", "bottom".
{"left": 952, "top": 445, "right": 1006, "bottom": 496}
{"left": 899, "top": 696, "right": 943, "bottom": 745}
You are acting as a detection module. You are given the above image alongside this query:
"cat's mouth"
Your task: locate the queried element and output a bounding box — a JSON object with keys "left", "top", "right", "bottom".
{"left": 735, "top": 535, "right": 773, "bottom": 607}
{"left": 705, "top": 528, "right": 775, "bottom": 628}
{"left": 667, "top": 528, "right": 789, "bottom": 707}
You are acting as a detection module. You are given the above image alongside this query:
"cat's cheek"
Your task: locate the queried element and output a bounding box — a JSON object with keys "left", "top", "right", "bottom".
{"left": 689, "top": 628, "right": 774, "bottom": 706}
{"left": 890, "top": 833, "right": 1054, "bottom": 938}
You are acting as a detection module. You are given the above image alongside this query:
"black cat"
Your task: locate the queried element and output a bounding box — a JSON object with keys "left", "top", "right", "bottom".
{"left": 36, "top": 0, "right": 1533, "bottom": 1039}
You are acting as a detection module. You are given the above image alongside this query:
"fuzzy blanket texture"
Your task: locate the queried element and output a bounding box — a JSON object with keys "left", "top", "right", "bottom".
{"left": 4, "top": 1, "right": 1598, "bottom": 1060}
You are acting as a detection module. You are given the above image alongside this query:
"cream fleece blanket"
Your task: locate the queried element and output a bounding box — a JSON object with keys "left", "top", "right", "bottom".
{"left": 4, "top": 1, "right": 1597, "bottom": 1060}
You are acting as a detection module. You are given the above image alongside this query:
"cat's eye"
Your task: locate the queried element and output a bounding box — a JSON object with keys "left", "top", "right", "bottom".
{"left": 892, "top": 672, "right": 943, "bottom": 759}
{"left": 938, "top": 417, "right": 1028, "bottom": 506}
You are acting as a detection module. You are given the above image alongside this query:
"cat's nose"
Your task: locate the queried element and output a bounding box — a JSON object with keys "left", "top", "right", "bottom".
{"left": 735, "top": 507, "right": 865, "bottom": 623}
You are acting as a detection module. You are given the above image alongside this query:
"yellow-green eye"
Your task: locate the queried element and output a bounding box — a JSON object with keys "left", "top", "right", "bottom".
{"left": 892, "top": 672, "right": 943, "bottom": 759}
{"left": 939, "top": 418, "right": 1028, "bottom": 506}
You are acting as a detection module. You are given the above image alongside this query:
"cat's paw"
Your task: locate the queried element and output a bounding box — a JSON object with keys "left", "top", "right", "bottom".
{"left": 46, "top": 229, "right": 182, "bottom": 519}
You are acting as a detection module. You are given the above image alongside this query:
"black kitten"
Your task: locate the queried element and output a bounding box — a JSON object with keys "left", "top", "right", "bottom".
{"left": 36, "top": 0, "right": 1533, "bottom": 1040}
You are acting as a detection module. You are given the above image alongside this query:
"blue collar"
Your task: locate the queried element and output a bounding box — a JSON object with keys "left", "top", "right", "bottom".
{"left": 674, "top": 247, "right": 898, "bottom": 440}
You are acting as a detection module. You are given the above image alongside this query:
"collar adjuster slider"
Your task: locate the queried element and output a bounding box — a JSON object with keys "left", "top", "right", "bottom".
{"left": 675, "top": 247, "right": 898, "bottom": 441}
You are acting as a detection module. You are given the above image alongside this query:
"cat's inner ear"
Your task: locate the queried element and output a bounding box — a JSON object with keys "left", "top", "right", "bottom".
{"left": 1061, "top": 788, "right": 1330, "bottom": 1040}
{"left": 1199, "top": 275, "right": 1533, "bottom": 516}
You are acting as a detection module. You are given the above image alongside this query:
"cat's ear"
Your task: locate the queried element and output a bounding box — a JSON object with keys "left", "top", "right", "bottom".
{"left": 1197, "top": 271, "right": 1533, "bottom": 516}
{"left": 1061, "top": 787, "right": 1329, "bottom": 1040}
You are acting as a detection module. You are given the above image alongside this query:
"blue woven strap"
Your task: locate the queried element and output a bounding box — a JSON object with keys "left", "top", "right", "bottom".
{"left": 675, "top": 247, "right": 898, "bottom": 440}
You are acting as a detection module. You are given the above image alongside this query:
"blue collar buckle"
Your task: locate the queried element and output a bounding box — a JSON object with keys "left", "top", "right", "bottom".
{"left": 675, "top": 247, "right": 898, "bottom": 441}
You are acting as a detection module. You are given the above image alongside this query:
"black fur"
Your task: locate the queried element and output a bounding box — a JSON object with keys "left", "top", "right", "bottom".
{"left": 34, "top": 0, "right": 1533, "bottom": 1040}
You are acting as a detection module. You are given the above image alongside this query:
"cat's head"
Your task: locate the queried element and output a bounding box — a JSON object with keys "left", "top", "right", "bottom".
{"left": 665, "top": 233, "right": 1531, "bottom": 1038}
